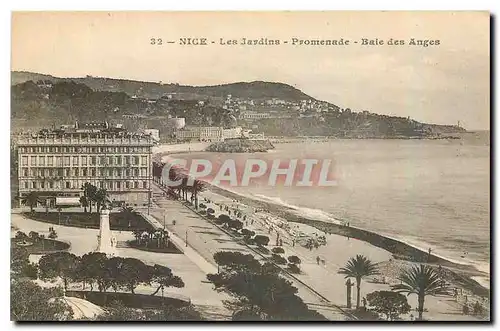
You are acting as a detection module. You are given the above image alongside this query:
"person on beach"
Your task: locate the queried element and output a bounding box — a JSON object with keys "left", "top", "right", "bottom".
{"left": 316, "top": 256, "right": 320, "bottom": 265}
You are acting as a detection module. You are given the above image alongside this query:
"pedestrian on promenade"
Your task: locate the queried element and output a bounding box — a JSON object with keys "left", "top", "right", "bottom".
{"left": 316, "top": 256, "right": 320, "bottom": 265}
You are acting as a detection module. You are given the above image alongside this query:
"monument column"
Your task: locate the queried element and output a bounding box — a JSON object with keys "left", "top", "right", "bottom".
{"left": 96, "top": 208, "right": 118, "bottom": 257}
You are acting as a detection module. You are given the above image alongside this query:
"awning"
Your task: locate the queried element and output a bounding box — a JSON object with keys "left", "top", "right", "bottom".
{"left": 56, "top": 197, "right": 81, "bottom": 206}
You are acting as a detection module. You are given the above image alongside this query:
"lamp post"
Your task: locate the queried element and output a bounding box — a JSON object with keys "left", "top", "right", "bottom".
{"left": 185, "top": 229, "right": 188, "bottom": 247}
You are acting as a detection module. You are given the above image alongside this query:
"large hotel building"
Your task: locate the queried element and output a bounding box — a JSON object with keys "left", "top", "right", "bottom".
{"left": 15, "top": 122, "right": 154, "bottom": 208}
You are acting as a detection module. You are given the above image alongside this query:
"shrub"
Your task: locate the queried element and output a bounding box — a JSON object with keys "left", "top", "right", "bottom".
{"left": 271, "top": 254, "right": 287, "bottom": 265}
{"left": 218, "top": 214, "right": 231, "bottom": 223}
{"left": 241, "top": 229, "right": 255, "bottom": 237}
{"left": 271, "top": 247, "right": 285, "bottom": 254}
{"left": 288, "top": 255, "right": 301, "bottom": 265}
{"left": 243, "top": 235, "right": 254, "bottom": 245}
{"left": 15, "top": 231, "right": 28, "bottom": 239}
{"left": 288, "top": 263, "right": 301, "bottom": 274}
{"left": 206, "top": 208, "right": 215, "bottom": 215}
{"left": 206, "top": 214, "right": 215, "bottom": 219}
{"left": 198, "top": 210, "right": 207, "bottom": 215}
{"left": 227, "top": 220, "right": 243, "bottom": 230}
{"left": 253, "top": 235, "right": 270, "bottom": 246}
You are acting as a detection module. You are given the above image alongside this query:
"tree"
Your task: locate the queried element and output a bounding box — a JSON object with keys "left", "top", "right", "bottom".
{"left": 272, "top": 247, "right": 285, "bottom": 254}
{"left": 207, "top": 253, "right": 324, "bottom": 321}
{"left": 11, "top": 279, "right": 74, "bottom": 321}
{"left": 78, "top": 252, "right": 108, "bottom": 292}
{"left": 119, "top": 258, "right": 152, "bottom": 294}
{"left": 391, "top": 264, "right": 448, "bottom": 320}
{"left": 338, "top": 255, "right": 379, "bottom": 309}
{"left": 15, "top": 231, "right": 28, "bottom": 239}
{"left": 366, "top": 290, "right": 411, "bottom": 320}
{"left": 82, "top": 182, "right": 98, "bottom": 213}
{"left": 241, "top": 228, "right": 255, "bottom": 237}
{"left": 11, "top": 246, "right": 37, "bottom": 279}
{"left": 79, "top": 195, "right": 89, "bottom": 213}
{"left": 38, "top": 252, "right": 80, "bottom": 291}
{"left": 22, "top": 191, "right": 39, "bottom": 213}
{"left": 288, "top": 255, "right": 301, "bottom": 265}
{"left": 28, "top": 231, "right": 40, "bottom": 242}
{"left": 271, "top": 254, "right": 287, "bottom": 265}
{"left": 253, "top": 235, "right": 270, "bottom": 246}
{"left": 150, "top": 264, "right": 185, "bottom": 297}
{"left": 213, "top": 251, "right": 261, "bottom": 274}
{"left": 94, "top": 188, "right": 110, "bottom": 213}
{"left": 189, "top": 179, "right": 206, "bottom": 209}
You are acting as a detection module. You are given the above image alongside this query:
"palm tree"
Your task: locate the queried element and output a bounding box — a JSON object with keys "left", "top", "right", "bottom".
{"left": 22, "top": 192, "right": 40, "bottom": 213}
{"left": 338, "top": 254, "right": 379, "bottom": 309}
{"left": 190, "top": 179, "right": 206, "bottom": 209}
{"left": 391, "top": 264, "right": 448, "bottom": 320}
{"left": 94, "top": 188, "right": 110, "bottom": 213}
{"left": 82, "top": 182, "right": 97, "bottom": 213}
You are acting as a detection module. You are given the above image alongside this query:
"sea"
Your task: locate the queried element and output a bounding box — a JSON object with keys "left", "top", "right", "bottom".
{"left": 167, "top": 132, "right": 490, "bottom": 286}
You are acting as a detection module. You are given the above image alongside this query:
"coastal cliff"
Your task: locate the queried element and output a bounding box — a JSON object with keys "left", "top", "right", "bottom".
{"left": 206, "top": 139, "right": 274, "bottom": 153}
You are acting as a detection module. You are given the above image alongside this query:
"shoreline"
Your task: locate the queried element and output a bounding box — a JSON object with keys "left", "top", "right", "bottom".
{"left": 204, "top": 184, "right": 490, "bottom": 298}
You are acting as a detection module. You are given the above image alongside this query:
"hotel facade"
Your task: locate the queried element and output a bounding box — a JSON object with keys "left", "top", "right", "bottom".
{"left": 15, "top": 122, "right": 154, "bottom": 208}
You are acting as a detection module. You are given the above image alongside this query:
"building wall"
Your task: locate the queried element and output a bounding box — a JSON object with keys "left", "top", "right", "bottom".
{"left": 17, "top": 132, "right": 153, "bottom": 206}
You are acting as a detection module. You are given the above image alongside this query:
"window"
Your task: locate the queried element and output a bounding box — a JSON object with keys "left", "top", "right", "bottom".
{"left": 38, "top": 169, "right": 44, "bottom": 177}
{"left": 58, "top": 169, "right": 63, "bottom": 177}
{"left": 33, "top": 181, "right": 37, "bottom": 189}
{"left": 66, "top": 182, "right": 71, "bottom": 189}
{"left": 39, "top": 156, "right": 45, "bottom": 166}
{"left": 47, "top": 156, "right": 54, "bottom": 166}
{"left": 108, "top": 169, "right": 113, "bottom": 177}
{"left": 143, "top": 181, "right": 147, "bottom": 189}
{"left": 134, "top": 169, "right": 139, "bottom": 177}
{"left": 23, "top": 168, "right": 28, "bottom": 177}
{"left": 21, "top": 156, "right": 28, "bottom": 166}
{"left": 91, "top": 169, "right": 96, "bottom": 177}
{"left": 24, "top": 182, "right": 28, "bottom": 189}
{"left": 100, "top": 156, "right": 106, "bottom": 165}
{"left": 40, "top": 182, "right": 45, "bottom": 189}
{"left": 126, "top": 181, "right": 130, "bottom": 189}
{"left": 82, "top": 169, "right": 87, "bottom": 177}
{"left": 64, "top": 156, "right": 70, "bottom": 166}
{"left": 117, "top": 181, "right": 121, "bottom": 189}
{"left": 108, "top": 156, "right": 113, "bottom": 165}
{"left": 125, "top": 156, "right": 130, "bottom": 165}
{"left": 30, "top": 156, "right": 36, "bottom": 166}
{"left": 141, "top": 156, "right": 147, "bottom": 166}
{"left": 65, "top": 169, "right": 70, "bottom": 177}
{"left": 91, "top": 147, "right": 97, "bottom": 153}
{"left": 49, "top": 181, "right": 54, "bottom": 189}
{"left": 116, "top": 156, "right": 121, "bottom": 165}
{"left": 141, "top": 168, "right": 147, "bottom": 177}
{"left": 56, "top": 156, "right": 62, "bottom": 166}
{"left": 81, "top": 156, "right": 87, "bottom": 166}
{"left": 126, "top": 169, "right": 130, "bottom": 177}
{"left": 74, "top": 168, "right": 79, "bottom": 177}
{"left": 117, "top": 169, "right": 122, "bottom": 177}
{"left": 90, "top": 156, "right": 96, "bottom": 165}
{"left": 135, "top": 156, "right": 140, "bottom": 165}
{"left": 73, "top": 156, "right": 78, "bottom": 166}
{"left": 134, "top": 181, "right": 139, "bottom": 189}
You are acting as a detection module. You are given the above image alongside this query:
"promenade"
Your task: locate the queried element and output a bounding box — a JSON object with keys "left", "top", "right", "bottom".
{"left": 142, "top": 184, "right": 349, "bottom": 320}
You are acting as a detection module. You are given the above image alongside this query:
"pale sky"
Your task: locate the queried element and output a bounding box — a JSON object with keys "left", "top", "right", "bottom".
{"left": 12, "top": 11, "right": 490, "bottom": 129}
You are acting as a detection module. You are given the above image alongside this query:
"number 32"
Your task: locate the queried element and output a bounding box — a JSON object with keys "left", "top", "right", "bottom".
{"left": 151, "top": 38, "right": 163, "bottom": 45}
